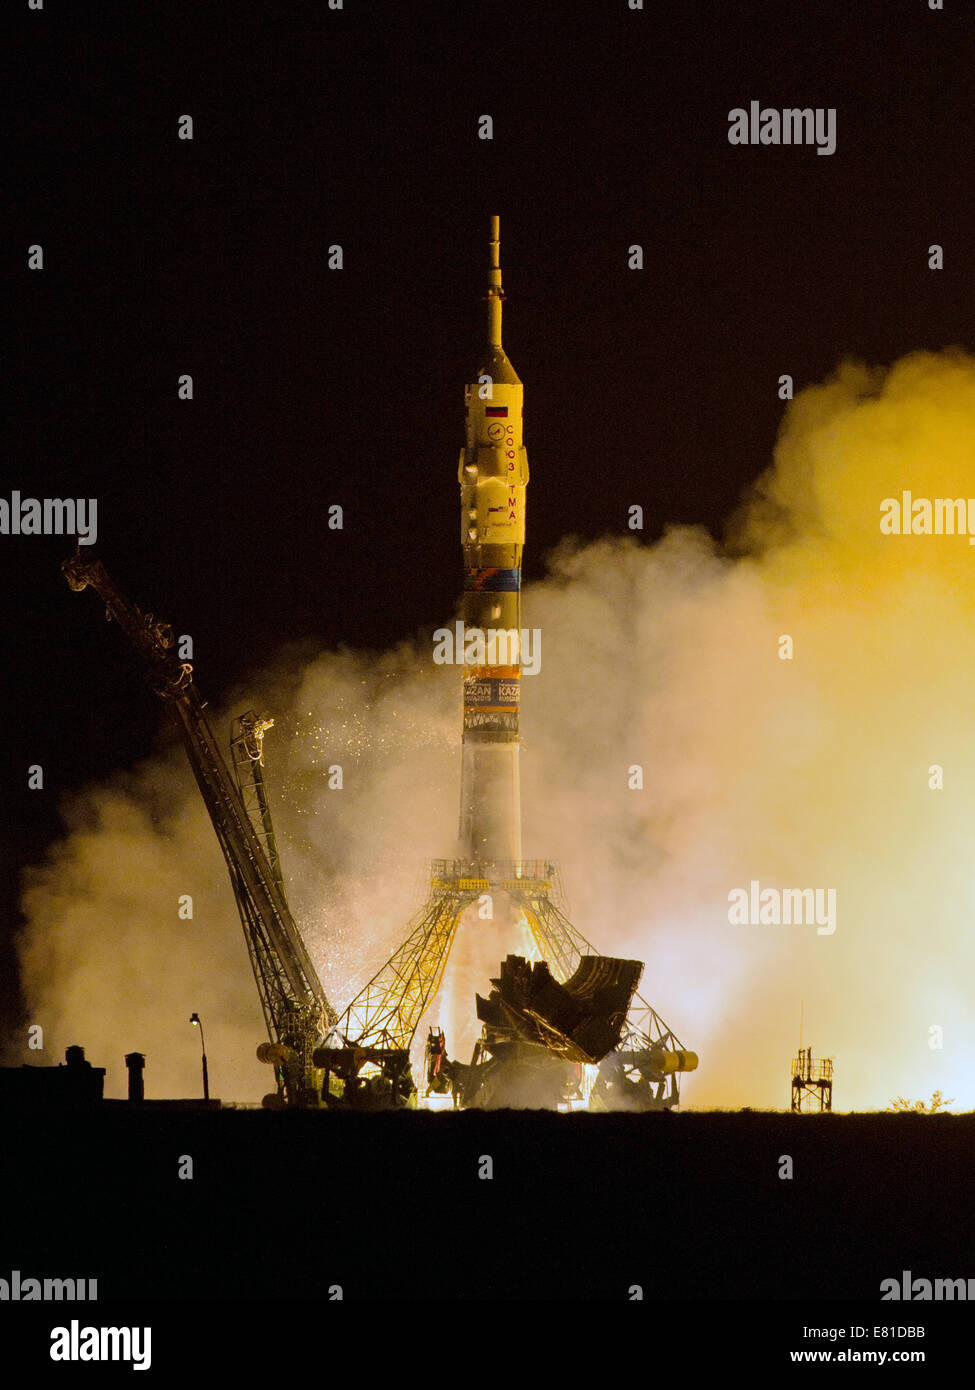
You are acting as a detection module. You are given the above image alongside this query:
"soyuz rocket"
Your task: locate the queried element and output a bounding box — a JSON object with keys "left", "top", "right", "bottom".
{"left": 457, "top": 216, "right": 529, "bottom": 865}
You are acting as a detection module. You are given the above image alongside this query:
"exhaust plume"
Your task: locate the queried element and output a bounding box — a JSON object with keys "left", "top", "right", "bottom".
{"left": 16, "top": 349, "right": 975, "bottom": 1109}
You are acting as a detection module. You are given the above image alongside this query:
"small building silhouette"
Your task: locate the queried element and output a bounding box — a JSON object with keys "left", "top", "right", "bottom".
{"left": 0, "top": 1045, "right": 105, "bottom": 1107}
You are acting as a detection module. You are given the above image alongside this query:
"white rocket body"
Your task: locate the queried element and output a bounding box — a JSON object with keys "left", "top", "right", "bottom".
{"left": 456, "top": 216, "right": 529, "bottom": 868}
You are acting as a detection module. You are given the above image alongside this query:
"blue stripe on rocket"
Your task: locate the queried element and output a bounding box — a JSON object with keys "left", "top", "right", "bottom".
{"left": 464, "top": 568, "right": 521, "bottom": 592}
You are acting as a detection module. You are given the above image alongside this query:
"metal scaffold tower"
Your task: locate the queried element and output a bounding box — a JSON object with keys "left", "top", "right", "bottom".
{"left": 323, "top": 859, "right": 697, "bottom": 1110}
{"left": 63, "top": 555, "right": 337, "bottom": 1109}
{"left": 791, "top": 1046, "right": 834, "bottom": 1113}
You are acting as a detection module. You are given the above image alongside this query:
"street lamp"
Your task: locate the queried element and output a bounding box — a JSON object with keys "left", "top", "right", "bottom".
{"left": 189, "top": 1013, "right": 209, "bottom": 1102}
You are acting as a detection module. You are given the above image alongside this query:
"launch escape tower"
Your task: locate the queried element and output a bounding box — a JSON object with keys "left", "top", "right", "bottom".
{"left": 64, "top": 218, "right": 697, "bottom": 1111}
{"left": 791, "top": 1047, "right": 834, "bottom": 1113}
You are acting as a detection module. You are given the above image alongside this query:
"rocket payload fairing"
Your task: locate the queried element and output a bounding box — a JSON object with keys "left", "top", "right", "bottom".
{"left": 457, "top": 216, "right": 529, "bottom": 864}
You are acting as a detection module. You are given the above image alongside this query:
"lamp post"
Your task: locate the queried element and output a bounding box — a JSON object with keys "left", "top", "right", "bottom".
{"left": 189, "top": 1013, "right": 209, "bottom": 1102}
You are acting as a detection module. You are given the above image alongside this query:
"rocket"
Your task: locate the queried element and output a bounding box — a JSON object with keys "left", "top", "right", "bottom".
{"left": 457, "top": 216, "right": 529, "bottom": 864}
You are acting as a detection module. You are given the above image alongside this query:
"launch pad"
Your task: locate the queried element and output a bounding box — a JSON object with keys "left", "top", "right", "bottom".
{"left": 62, "top": 217, "right": 697, "bottom": 1112}
{"left": 321, "top": 857, "right": 695, "bottom": 1111}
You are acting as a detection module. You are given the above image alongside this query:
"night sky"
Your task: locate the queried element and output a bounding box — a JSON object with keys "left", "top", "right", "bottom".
{"left": 5, "top": 0, "right": 972, "bottom": 1041}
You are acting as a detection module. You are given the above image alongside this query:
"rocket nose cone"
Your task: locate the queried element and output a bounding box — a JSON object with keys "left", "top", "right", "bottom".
{"left": 472, "top": 346, "right": 522, "bottom": 387}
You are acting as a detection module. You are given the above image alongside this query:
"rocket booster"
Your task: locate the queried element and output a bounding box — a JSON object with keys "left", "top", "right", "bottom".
{"left": 457, "top": 216, "right": 529, "bottom": 863}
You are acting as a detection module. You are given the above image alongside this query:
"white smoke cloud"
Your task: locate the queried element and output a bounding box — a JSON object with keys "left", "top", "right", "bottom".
{"left": 17, "top": 349, "right": 975, "bottom": 1110}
